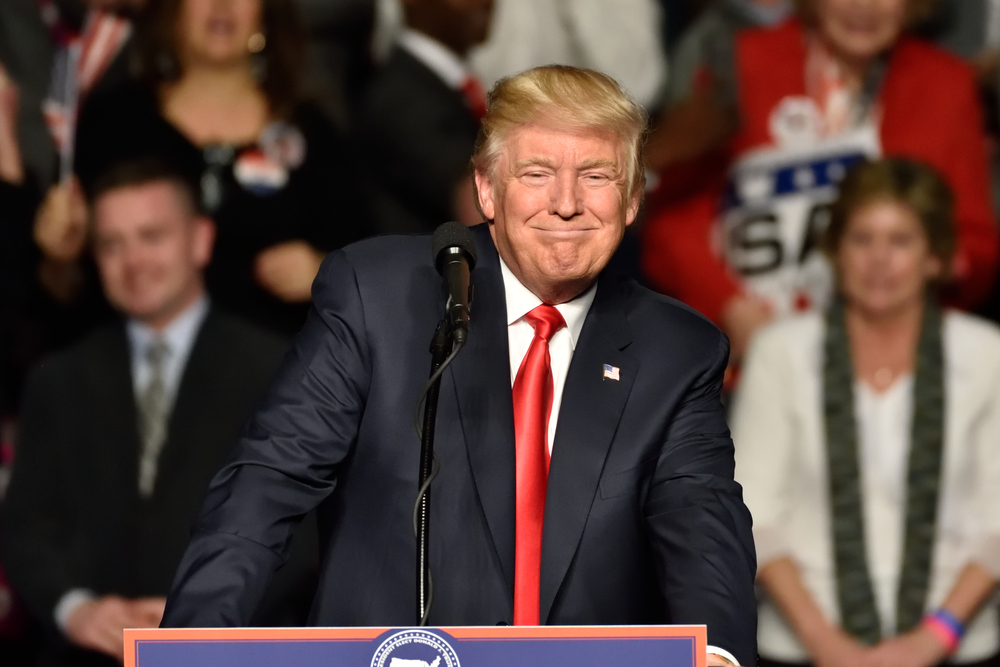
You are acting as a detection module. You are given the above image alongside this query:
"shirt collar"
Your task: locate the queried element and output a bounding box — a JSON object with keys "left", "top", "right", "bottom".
{"left": 126, "top": 294, "right": 210, "bottom": 360}
{"left": 499, "top": 258, "right": 597, "bottom": 347}
{"left": 397, "top": 28, "right": 470, "bottom": 90}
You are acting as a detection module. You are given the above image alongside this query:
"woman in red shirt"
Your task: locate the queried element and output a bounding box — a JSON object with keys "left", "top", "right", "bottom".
{"left": 642, "top": 0, "right": 998, "bottom": 361}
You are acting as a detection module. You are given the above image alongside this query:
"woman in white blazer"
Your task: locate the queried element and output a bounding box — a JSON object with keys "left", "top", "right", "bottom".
{"left": 732, "top": 158, "right": 1000, "bottom": 667}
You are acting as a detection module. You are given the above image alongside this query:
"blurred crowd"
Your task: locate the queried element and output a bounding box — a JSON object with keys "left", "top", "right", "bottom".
{"left": 2, "top": 0, "right": 1000, "bottom": 666}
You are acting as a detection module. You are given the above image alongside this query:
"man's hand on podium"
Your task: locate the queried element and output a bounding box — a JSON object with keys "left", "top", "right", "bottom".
{"left": 65, "top": 595, "right": 166, "bottom": 662}
{"left": 707, "top": 651, "right": 737, "bottom": 665}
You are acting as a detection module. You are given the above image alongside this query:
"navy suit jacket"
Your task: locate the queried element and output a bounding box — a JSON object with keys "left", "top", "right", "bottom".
{"left": 161, "top": 225, "right": 758, "bottom": 665}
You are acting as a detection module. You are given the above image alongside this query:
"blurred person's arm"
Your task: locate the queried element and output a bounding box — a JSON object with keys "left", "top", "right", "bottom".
{"left": 866, "top": 357, "right": 1000, "bottom": 665}
{"left": 254, "top": 240, "right": 325, "bottom": 303}
{"left": 63, "top": 595, "right": 165, "bottom": 662}
{"left": 758, "top": 559, "right": 878, "bottom": 667}
{"left": 867, "top": 564, "right": 996, "bottom": 667}
{"left": 721, "top": 293, "right": 774, "bottom": 365}
{"left": 0, "top": 62, "right": 23, "bottom": 185}
{"left": 937, "top": 59, "right": 999, "bottom": 308}
{"left": 252, "top": 108, "right": 373, "bottom": 303}
{"left": 731, "top": 321, "right": 875, "bottom": 667}
{"left": 453, "top": 175, "right": 482, "bottom": 227}
{"left": 33, "top": 177, "right": 88, "bottom": 302}
{"left": 644, "top": 85, "right": 737, "bottom": 173}
{"left": 641, "top": 187, "right": 746, "bottom": 325}
{"left": 872, "top": 348, "right": 1000, "bottom": 663}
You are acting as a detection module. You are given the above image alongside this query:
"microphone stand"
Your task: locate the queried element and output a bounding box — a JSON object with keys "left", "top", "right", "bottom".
{"left": 415, "top": 319, "right": 453, "bottom": 625}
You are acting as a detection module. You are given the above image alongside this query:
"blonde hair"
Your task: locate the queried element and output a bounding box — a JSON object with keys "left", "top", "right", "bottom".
{"left": 471, "top": 65, "right": 648, "bottom": 206}
{"left": 794, "top": 0, "right": 939, "bottom": 28}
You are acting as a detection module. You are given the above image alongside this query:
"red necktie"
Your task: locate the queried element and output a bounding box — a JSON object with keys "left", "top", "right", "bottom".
{"left": 460, "top": 75, "right": 487, "bottom": 120}
{"left": 512, "top": 304, "right": 566, "bottom": 626}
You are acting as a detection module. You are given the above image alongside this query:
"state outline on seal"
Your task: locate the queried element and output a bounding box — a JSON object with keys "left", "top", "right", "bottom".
{"left": 370, "top": 629, "right": 461, "bottom": 667}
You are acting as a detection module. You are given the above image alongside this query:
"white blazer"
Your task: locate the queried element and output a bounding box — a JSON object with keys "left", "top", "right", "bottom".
{"left": 732, "top": 310, "right": 1000, "bottom": 663}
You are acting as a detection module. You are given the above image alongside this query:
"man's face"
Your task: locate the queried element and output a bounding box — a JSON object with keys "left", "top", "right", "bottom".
{"left": 475, "top": 123, "right": 639, "bottom": 304}
{"left": 404, "top": 0, "right": 493, "bottom": 55}
{"left": 93, "top": 181, "right": 214, "bottom": 329}
{"left": 814, "top": 0, "right": 907, "bottom": 63}
{"left": 178, "top": 0, "right": 263, "bottom": 68}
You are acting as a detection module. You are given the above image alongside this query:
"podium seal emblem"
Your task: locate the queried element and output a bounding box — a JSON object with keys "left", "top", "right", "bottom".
{"left": 371, "top": 629, "right": 460, "bottom": 667}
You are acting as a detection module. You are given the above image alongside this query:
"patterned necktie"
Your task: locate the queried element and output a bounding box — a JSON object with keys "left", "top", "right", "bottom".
{"left": 512, "top": 304, "right": 566, "bottom": 626}
{"left": 460, "top": 75, "right": 487, "bottom": 120}
{"left": 137, "top": 338, "right": 170, "bottom": 498}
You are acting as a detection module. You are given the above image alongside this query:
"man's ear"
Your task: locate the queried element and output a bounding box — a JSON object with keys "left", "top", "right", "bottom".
{"left": 624, "top": 191, "right": 641, "bottom": 227}
{"left": 473, "top": 168, "right": 496, "bottom": 221}
{"left": 192, "top": 216, "right": 216, "bottom": 269}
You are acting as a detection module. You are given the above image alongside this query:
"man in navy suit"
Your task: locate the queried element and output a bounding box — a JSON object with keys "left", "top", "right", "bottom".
{"left": 161, "top": 65, "right": 757, "bottom": 667}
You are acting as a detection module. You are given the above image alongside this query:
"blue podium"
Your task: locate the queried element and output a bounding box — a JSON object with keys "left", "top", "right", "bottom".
{"left": 125, "top": 625, "right": 706, "bottom": 667}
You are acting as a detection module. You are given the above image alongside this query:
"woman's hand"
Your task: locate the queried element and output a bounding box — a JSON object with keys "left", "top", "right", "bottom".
{"left": 868, "top": 626, "right": 948, "bottom": 667}
{"left": 254, "top": 240, "right": 325, "bottom": 303}
{"left": 809, "top": 626, "right": 879, "bottom": 667}
{"left": 34, "top": 177, "right": 88, "bottom": 262}
{"left": 721, "top": 293, "right": 774, "bottom": 363}
{"left": 65, "top": 595, "right": 166, "bottom": 661}
{"left": 0, "top": 61, "right": 23, "bottom": 184}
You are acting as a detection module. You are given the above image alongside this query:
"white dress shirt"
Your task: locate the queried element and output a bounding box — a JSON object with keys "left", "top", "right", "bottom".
{"left": 499, "top": 260, "right": 740, "bottom": 666}
{"left": 126, "top": 295, "right": 210, "bottom": 411}
{"left": 467, "top": 0, "right": 668, "bottom": 108}
{"left": 501, "top": 259, "right": 595, "bottom": 452}
{"left": 857, "top": 376, "right": 913, "bottom": 637}
{"left": 54, "top": 295, "right": 209, "bottom": 632}
{"left": 732, "top": 311, "right": 1000, "bottom": 663}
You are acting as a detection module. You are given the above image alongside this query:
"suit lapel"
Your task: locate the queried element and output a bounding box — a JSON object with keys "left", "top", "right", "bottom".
{"left": 448, "top": 226, "right": 517, "bottom": 595}
{"left": 158, "top": 311, "right": 218, "bottom": 487}
{"left": 540, "top": 273, "right": 637, "bottom": 623}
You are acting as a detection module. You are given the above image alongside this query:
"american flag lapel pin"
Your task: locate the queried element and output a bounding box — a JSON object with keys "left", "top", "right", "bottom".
{"left": 603, "top": 364, "right": 620, "bottom": 381}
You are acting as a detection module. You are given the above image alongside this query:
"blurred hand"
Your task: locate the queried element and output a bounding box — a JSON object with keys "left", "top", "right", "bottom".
{"left": 34, "top": 177, "right": 88, "bottom": 262}
{"left": 809, "top": 626, "right": 879, "bottom": 667}
{"left": 721, "top": 294, "right": 774, "bottom": 363}
{"left": 868, "top": 626, "right": 949, "bottom": 667}
{"left": 254, "top": 240, "right": 324, "bottom": 303}
{"left": 707, "top": 653, "right": 736, "bottom": 666}
{"left": 0, "top": 61, "right": 23, "bottom": 184}
{"left": 644, "top": 87, "right": 737, "bottom": 171}
{"left": 65, "top": 596, "right": 166, "bottom": 662}
{"left": 453, "top": 176, "right": 483, "bottom": 226}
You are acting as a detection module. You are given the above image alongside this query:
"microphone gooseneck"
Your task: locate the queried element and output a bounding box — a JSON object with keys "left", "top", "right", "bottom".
{"left": 412, "top": 222, "right": 477, "bottom": 626}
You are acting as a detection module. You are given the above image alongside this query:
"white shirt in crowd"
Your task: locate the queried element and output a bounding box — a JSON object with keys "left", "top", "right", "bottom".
{"left": 731, "top": 310, "right": 1000, "bottom": 664}
{"left": 373, "top": 0, "right": 668, "bottom": 109}
{"left": 126, "top": 295, "right": 210, "bottom": 412}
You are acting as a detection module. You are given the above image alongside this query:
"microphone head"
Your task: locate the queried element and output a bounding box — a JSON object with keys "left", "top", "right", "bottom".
{"left": 432, "top": 222, "right": 477, "bottom": 272}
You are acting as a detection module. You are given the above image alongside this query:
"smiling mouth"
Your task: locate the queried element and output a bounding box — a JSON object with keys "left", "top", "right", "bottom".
{"left": 531, "top": 226, "right": 600, "bottom": 235}
{"left": 207, "top": 18, "right": 236, "bottom": 36}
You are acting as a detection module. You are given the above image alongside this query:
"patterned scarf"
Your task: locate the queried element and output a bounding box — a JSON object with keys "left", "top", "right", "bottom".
{"left": 823, "top": 298, "right": 945, "bottom": 644}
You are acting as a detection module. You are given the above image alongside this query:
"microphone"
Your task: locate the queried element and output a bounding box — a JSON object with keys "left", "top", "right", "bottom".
{"left": 432, "top": 222, "right": 477, "bottom": 345}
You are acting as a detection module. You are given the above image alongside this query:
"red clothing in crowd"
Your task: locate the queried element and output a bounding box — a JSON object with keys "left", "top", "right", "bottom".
{"left": 642, "top": 19, "right": 999, "bottom": 323}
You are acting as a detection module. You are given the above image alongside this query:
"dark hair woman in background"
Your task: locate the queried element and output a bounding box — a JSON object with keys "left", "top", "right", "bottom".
{"left": 35, "top": 0, "right": 369, "bottom": 336}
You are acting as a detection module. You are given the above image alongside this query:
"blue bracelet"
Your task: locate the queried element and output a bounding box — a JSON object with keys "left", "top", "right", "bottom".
{"left": 930, "top": 609, "right": 966, "bottom": 639}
